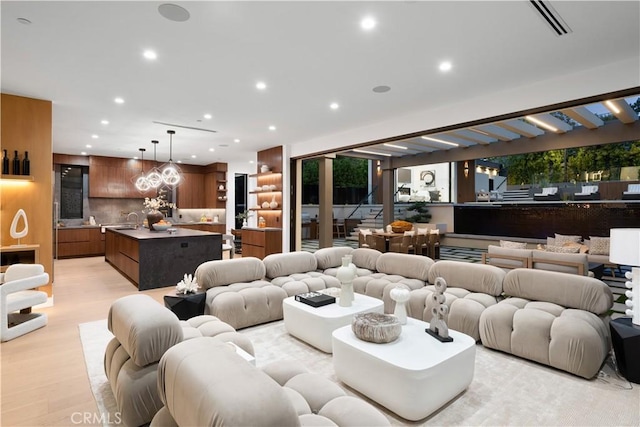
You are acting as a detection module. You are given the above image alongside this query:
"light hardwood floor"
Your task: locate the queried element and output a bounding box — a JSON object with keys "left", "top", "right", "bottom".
{"left": 0, "top": 256, "right": 169, "bottom": 426}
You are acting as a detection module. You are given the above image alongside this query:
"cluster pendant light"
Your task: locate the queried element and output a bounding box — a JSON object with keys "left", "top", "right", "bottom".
{"left": 161, "top": 130, "right": 181, "bottom": 186}
{"left": 133, "top": 131, "right": 182, "bottom": 194}
{"left": 134, "top": 148, "right": 151, "bottom": 192}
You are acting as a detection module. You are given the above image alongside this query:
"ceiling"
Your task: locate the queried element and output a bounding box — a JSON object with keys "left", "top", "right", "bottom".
{"left": 2, "top": 1, "right": 639, "bottom": 166}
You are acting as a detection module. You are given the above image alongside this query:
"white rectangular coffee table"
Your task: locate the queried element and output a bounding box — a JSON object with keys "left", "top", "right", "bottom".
{"left": 332, "top": 317, "right": 476, "bottom": 421}
{"left": 283, "top": 293, "right": 383, "bottom": 353}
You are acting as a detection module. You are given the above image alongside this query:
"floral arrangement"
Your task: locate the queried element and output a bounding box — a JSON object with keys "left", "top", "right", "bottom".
{"left": 176, "top": 273, "right": 199, "bottom": 294}
{"left": 143, "top": 191, "right": 176, "bottom": 213}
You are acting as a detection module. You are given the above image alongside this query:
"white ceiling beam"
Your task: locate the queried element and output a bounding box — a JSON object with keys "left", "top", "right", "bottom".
{"left": 496, "top": 120, "right": 545, "bottom": 138}
{"left": 604, "top": 99, "right": 638, "bottom": 124}
{"left": 526, "top": 113, "right": 573, "bottom": 133}
{"left": 472, "top": 124, "right": 521, "bottom": 141}
{"left": 561, "top": 106, "right": 604, "bottom": 129}
{"left": 449, "top": 129, "right": 495, "bottom": 145}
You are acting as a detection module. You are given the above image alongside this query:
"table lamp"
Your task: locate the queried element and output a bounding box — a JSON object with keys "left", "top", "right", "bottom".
{"left": 610, "top": 228, "right": 640, "bottom": 326}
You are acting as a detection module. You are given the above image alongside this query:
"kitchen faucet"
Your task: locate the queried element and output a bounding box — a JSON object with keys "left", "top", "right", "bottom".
{"left": 126, "top": 212, "right": 139, "bottom": 228}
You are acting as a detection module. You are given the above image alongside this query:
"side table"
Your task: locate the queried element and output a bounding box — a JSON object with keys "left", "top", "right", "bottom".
{"left": 164, "top": 290, "right": 206, "bottom": 320}
{"left": 609, "top": 317, "right": 640, "bottom": 384}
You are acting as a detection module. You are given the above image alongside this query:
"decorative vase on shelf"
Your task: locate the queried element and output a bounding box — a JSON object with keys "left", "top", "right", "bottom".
{"left": 242, "top": 219, "right": 248, "bottom": 228}
{"left": 147, "top": 210, "right": 164, "bottom": 231}
{"left": 337, "top": 255, "right": 356, "bottom": 307}
{"left": 260, "top": 164, "right": 270, "bottom": 173}
{"left": 269, "top": 195, "right": 278, "bottom": 209}
{"left": 261, "top": 201, "right": 270, "bottom": 209}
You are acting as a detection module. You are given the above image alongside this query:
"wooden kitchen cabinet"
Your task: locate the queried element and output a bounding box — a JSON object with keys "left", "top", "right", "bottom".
{"left": 57, "top": 227, "right": 105, "bottom": 258}
{"left": 241, "top": 228, "right": 282, "bottom": 259}
{"left": 89, "top": 156, "right": 155, "bottom": 198}
{"left": 177, "top": 172, "right": 205, "bottom": 208}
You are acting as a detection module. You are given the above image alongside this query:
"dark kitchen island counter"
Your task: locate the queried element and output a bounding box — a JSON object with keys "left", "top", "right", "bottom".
{"left": 105, "top": 228, "right": 221, "bottom": 290}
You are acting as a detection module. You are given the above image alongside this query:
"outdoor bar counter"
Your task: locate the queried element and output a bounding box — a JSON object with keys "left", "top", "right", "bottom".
{"left": 105, "top": 227, "right": 221, "bottom": 290}
{"left": 454, "top": 200, "right": 640, "bottom": 238}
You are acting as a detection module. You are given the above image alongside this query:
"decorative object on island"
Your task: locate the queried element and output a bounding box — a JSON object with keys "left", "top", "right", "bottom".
{"left": 143, "top": 191, "right": 176, "bottom": 231}
{"left": 337, "top": 254, "right": 356, "bottom": 307}
{"left": 133, "top": 148, "right": 151, "bottom": 192}
{"left": 610, "top": 228, "right": 640, "bottom": 325}
{"left": 426, "top": 277, "right": 453, "bottom": 342}
{"left": 10, "top": 208, "right": 29, "bottom": 245}
{"left": 161, "top": 130, "right": 182, "bottom": 186}
{"left": 390, "top": 286, "right": 410, "bottom": 325}
{"left": 176, "top": 273, "right": 199, "bottom": 294}
{"left": 2, "top": 149, "right": 9, "bottom": 174}
{"left": 352, "top": 312, "right": 402, "bottom": 343}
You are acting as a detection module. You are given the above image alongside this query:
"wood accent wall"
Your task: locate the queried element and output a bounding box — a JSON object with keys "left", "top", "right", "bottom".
{"left": 1, "top": 94, "right": 53, "bottom": 295}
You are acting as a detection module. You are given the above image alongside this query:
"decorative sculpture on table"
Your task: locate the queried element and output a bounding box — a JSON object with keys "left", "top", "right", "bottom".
{"left": 426, "top": 277, "right": 453, "bottom": 342}
{"left": 390, "top": 286, "right": 410, "bottom": 325}
{"left": 336, "top": 254, "right": 356, "bottom": 307}
{"left": 10, "top": 208, "right": 28, "bottom": 245}
{"left": 176, "top": 273, "right": 199, "bottom": 294}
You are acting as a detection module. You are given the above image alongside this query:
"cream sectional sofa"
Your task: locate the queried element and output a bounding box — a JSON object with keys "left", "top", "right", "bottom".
{"left": 479, "top": 268, "right": 613, "bottom": 379}
{"left": 104, "top": 294, "right": 254, "bottom": 427}
{"left": 352, "top": 252, "right": 434, "bottom": 313}
{"left": 314, "top": 246, "right": 381, "bottom": 277}
{"left": 408, "top": 260, "right": 505, "bottom": 341}
{"left": 150, "top": 338, "right": 390, "bottom": 427}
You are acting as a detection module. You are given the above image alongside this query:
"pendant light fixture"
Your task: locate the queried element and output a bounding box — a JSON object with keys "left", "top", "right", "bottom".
{"left": 133, "top": 148, "right": 151, "bottom": 192}
{"left": 146, "top": 140, "right": 163, "bottom": 189}
{"left": 161, "top": 130, "right": 182, "bottom": 186}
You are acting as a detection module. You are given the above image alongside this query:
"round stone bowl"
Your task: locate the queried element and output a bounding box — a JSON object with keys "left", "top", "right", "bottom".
{"left": 352, "top": 312, "right": 402, "bottom": 344}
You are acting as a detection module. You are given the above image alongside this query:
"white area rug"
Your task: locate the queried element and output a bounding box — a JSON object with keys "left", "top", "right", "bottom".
{"left": 80, "top": 319, "right": 639, "bottom": 426}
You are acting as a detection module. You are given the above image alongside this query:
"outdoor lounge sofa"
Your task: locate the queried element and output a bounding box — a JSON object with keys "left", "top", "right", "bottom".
{"left": 533, "top": 186, "right": 560, "bottom": 201}
{"left": 622, "top": 183, "right": 640, "bottom": 200}
{"left": 574, "top": 185, "right": 600, "bottom": 200}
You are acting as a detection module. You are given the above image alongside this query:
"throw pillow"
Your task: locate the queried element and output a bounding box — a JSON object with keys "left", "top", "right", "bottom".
{"left": 404, "top": 230, "right": 415, "bottom": 236}
{"left": 546, "top": 244, "right": 580, "bottom": 253}
{"left": 360, "top": 229, "right": 372, "bottom": 236}
{"left": 500, "top": 240, "right": 527, "bottom": 249}
{"left": 374, "top": 228, "right": 385, "bottom": 234}
{"left": 547, "top": 237, "right": 556, "bottom": 247}
{"left": 561, "top": 242, "right": 589, "bottom": 253}
{"left": 555, "top": 233, "right": 582, "bottom": 244}
{"left": 589, "top": 236, "right": 610, "bottom": 255}
{"left": 417, "top": 228, "right": 428, "bottom": 235}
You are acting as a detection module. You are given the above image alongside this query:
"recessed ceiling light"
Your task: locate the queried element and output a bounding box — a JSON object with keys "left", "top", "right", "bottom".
{"left": 353, "top": 148, "right": 391, "bottom": 157}
{"left": 133, "top": 156, "right": 139, "bottom": 160}
{"left": 439, "top": 61, "right": 452, "bottom": 72}
{"left": 421, "top": 136, "right": 459, "bottom": 147}
{"left": 158, "top": 3, "right": 190, "bottom": 22}
{"left": 372, "top": 85, "right": 391, "bottom": 93}
{"left": 143, "top": 50, "right": 157, "bottom": 60}
{"left": 249, "top": 160, "right": 254, "bottom": 164}
{"left": 234, "top": 139, "right": 240, "bottom": 143}
{"left": 525, "top": 115, "right": 558, "bottom": 132}
{"left": 605, "top": 100, "right": 621, "bottom": 114}
{"left": 383, "top": 143, "right": 407, "bottom": 150}
{"left": 256, "top": 81, "right": 267, "bottom": 90}
{"left": 191, "top": 155, "right": 197, "bottom": 158}
{"left": 177, "top": 160, "right": 183, "bottom": 163}
{"left": 81, "top": 152, "right": 87, "bottom": 156}
{"left": 330, "top": 102, "right": 340, "bottom": 110}
{"left": 86, "top": 144, "right": 92, "bottom": 148}
{"left": 361, "top": 17, "right": 376, "bottom": 30}
{"left": 209, "top": 148, "right": 215, "bottom": 152}
{"left": 114, "top": 97, "right": 125, "bottom": 104}
{"left": 268, "top": 125, "right": 276, "bottom": 131}
{"left": 17, "top": 18, "right": 31, "bottom": 25}
{"left": 91, "top": 134, "right": 98, "bottom": 139}
{"left": 101, "top": 119, "right": 109, "bottom": 125}
{"left": 203, "top": 113, "right": 212, "bottom": 119}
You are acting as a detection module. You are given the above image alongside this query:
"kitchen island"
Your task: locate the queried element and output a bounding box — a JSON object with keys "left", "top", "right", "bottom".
{"left": 105, "top": 228, "right": 221, "bottom": 290}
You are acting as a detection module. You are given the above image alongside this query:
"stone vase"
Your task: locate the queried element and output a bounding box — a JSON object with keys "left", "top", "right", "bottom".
{"left": 337, "top": 255, "right": 356, "bottom": 307}
{"left": 147, "top": 211, "right": 164, "bottom": 231}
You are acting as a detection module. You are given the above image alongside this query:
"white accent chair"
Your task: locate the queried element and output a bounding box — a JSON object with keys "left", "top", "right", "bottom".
{"left": 622, "top": 183, "right": 640, "bottom": 200}
{"left": 222, "top": 233, "right": 235, "bottom": 259}
{"left": 0, "top": 264, "right": 49, "bottom": 342}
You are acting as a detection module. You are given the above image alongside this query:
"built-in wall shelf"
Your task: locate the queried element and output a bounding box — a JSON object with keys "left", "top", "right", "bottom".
{"left": 249, "top": 171, "right": 282, "bottom": 178}
{"left": 249, "top": 208, "right": 282, "bottom": 212}
{"left": 249, "top": 190, "right": 282, "bottom": 194}
{"left": 1, "top": 174, "right": 34, "bottom": 181}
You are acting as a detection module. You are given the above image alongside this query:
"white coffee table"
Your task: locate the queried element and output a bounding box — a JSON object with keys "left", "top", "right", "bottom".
{"left": 332, "top": 317, "right": 476, "bottom": 421}
{"left": 283, "top": 293, "right": 383, "bottom": 353}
